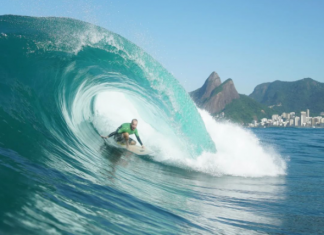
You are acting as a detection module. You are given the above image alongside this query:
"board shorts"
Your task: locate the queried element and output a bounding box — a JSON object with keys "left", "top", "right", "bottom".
{"left": 114, "top": 133, "right": 135, "bottom": 144}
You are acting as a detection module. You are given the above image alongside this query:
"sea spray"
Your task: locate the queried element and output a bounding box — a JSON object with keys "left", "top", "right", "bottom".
{"left": 189, "top": 109, "right": 287, "bottom": 177}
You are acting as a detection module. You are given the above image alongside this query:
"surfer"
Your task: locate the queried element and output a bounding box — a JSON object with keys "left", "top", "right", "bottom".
{"left": 101, "top": 119, "right": 144, "bottom": 149}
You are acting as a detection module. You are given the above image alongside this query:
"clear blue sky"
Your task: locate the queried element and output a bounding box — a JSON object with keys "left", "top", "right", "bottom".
{"left": 1, "top": 0, "right": 324, "bottom": 94}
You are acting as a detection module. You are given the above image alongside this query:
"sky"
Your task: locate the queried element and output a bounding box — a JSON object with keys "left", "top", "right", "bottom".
{"left": 1, "top": 0, "right": 324, "bottom": 94}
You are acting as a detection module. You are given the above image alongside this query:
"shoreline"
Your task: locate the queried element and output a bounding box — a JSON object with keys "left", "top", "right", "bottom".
{"left": 248, "top": 126, "right": 324, "bottom": 129}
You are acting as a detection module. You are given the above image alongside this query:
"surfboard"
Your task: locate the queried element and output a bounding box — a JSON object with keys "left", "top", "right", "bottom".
{"left": 116, "top": 141, "right": 152, "bottom": 155}
{"left": 103, "top": 138, "right": 152, "bottom": 156}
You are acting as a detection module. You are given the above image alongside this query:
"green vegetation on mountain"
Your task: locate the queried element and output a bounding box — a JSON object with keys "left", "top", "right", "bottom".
{"left": 209, "top": 78, "right": 231, "bottom": 99}
{"left": 249, "top": 78, "right": 324, "bottom": 116}
{"left": 217, "top": 94, "right": 276, "bottom": 124}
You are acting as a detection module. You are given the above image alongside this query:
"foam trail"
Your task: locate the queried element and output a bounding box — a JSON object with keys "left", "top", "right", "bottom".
{"left": 186, "top": 109, "right": 287, "bottom": 177}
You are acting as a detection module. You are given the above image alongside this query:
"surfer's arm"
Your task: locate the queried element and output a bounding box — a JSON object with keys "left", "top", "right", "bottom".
{"left": 102, "top": 126, "right": 122, "bottom": 138}
{"left": 134, "top": 130, "right": 144, "bottom": 147}
{"left": 135, "top": 135, "right": 143, "bottom": 146}
{"left": 107, "top": 131, "right": 117, "bottom": 138}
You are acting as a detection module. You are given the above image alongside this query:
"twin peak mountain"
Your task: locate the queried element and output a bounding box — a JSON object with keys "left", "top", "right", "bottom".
{"left": 190, "top": 72, "right": 239, "bottom": 115}
{"left": 189, "top": 72, "right": 324, "bottom": 124}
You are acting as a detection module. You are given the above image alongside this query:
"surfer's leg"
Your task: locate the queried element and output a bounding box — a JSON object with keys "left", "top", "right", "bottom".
{"left": 114, "top": 133, "right": 123, "bottom": 142}
{"left": 122, "top": 133, "right": 130, "bottom": 148}
{"left": 128, "top": 137, "right": 136, "bottom": 145}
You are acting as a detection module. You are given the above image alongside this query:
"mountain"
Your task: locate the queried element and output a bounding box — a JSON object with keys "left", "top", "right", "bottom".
{"left": 249, "top": 78, "right": 324, "bottom": 116}
{"left": 221, "top": 94, "right": 275, "bottom": 124}
{"left": 189, "top": 72, "right": 274, "bottom": 124}
{"left": 190, "top": 72, "right": 239, "bottom": 114}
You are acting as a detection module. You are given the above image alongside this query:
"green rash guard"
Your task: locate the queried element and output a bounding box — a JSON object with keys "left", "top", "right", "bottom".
{"left": 117, "top": 123, "right": 139, "bottom": 136}
{"left": 108, "top": 123, "right": 143, "bottom": 146}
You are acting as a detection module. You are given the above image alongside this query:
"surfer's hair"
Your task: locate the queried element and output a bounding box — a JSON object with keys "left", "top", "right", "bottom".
{"left": 132, "top": 119, "right": 138, "bottom": 123}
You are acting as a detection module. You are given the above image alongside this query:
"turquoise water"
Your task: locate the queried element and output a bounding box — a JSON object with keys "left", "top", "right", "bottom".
{"left": 1, "top": 15, "right": 322, "bottom": 234}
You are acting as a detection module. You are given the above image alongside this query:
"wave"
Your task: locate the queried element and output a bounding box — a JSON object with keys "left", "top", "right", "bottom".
{"left": 0, "top": 15, "right": 286, "bottom": 180}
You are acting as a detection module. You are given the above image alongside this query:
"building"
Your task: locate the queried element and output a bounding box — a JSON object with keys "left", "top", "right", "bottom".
{"left": 295, "top": 117, "right": 300, "bottom": 126}
{"left": 307, "top": 109, "right": 310, "bottom": 117}
{"left": 272, "top": 114, "right": 279, "bottom": 121}
{"left": 261, "top": 118, "right": 267, "bottom": 124}
{"left": 301, "top": 111, "right": 307, "bottom": 126}
{"left": 306, "top": 117, "right": 312, "bottom": 126}
{"left": 314, "top": 117, "right": 322, "bottom": 126}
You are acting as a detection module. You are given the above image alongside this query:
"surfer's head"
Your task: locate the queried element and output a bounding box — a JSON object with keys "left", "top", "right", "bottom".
{"left": 131, "top": 119, "right": 138, "bottom": 130}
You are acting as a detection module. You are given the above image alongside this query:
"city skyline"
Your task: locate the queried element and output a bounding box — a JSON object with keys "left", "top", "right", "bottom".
{"left": 249, "top": 109, "right": 324, "bottom": 128}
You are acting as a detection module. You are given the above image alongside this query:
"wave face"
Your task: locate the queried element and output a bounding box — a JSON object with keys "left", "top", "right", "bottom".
{"left": 0, "top": 15, "right": 215, "bottom": 157}
{"left": 0, "top": 15, "right": 287, "bottom": 234}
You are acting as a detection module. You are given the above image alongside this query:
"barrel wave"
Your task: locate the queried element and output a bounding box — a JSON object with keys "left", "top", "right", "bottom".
{"left": 0, "top": 15, "right": 287, "bottom": 234}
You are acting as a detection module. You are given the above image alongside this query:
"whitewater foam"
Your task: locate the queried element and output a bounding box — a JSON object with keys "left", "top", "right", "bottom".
{"left": 93, "top": 91, "right": 287, "bottom": 177}
{"left": 183, "top": 110, "right": 287, "bottom": 177}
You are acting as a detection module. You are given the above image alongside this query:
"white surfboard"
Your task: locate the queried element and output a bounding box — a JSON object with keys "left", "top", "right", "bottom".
{"left": 116, "top": 141, "right": 152, "bottom": 155}
{"left": 103, "top": 137, "right": 152, "bottom": 156}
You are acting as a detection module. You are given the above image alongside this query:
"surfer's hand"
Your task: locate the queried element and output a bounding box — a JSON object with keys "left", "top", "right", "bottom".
{"left": 100, "top": 135, "right": 108, "bottom": 139}
{"left": 142, "top": 145, "right": 145, "bottom": 148}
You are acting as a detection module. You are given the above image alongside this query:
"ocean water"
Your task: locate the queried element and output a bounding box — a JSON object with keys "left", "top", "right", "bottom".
{"left": 0, "top": 15, "right": 323, "bottom": 234}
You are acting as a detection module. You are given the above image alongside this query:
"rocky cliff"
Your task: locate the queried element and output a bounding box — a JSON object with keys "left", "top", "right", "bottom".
{"left": 190, "top": 72, "right": 239, "bottom": 114}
